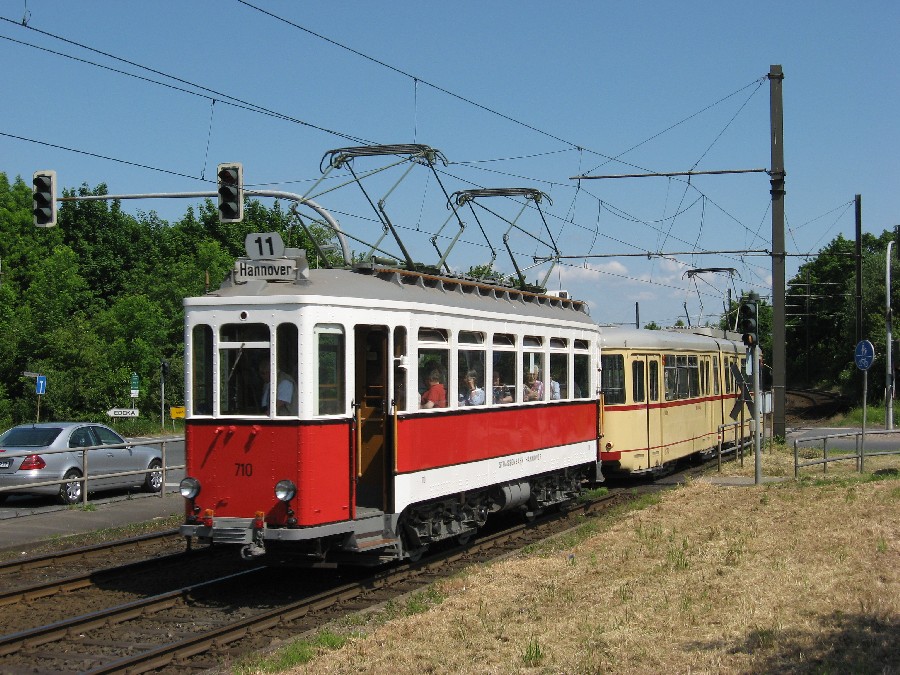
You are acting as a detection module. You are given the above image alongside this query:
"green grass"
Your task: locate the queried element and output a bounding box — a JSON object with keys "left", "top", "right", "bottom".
{"left": 233, "top": 630, "right": 349, "bottom": 674}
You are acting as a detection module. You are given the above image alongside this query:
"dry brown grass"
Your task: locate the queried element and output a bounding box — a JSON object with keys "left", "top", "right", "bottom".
{"left": 268, "top": 445, "right": 900, "bottom": 675}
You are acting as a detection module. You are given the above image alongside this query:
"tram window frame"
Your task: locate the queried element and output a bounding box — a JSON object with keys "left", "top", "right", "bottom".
{"left": 492, "top": 333, "right": 517, "bottom": 404}
{"left": 314, "top": 324, "right": 345, "bottom": 416}
{"left": 418, "top": 327, "right": 449, "bottom": 410}
{"left": 632, "top": 360, "right": 646, "bottom": 403}
{"left": 699, "top": 357, "right": 707, "bottom": 397}
{"left": 649, "top": 359, "right": 659, "bottom": 402}
{"left": 687, "top": 355, "right": 700, "bottom": 398}
{"left": 393, "top": 326, "right": 407, "bottom": 412}
{"left": 458, "top": 349, "right": 486, "bottom": 406}
{"left": 713, "top": 355, "right": 721, "bottom": 395}
{"left": 218, "top": 323, "right": 270, "bottom": 417}
{"left": 549, "top": 351, "right": 567, "bottom": 400}
{"left": 191, "top": 324, "right": 214, "bottom": 416}
{"left": 522, "top": 351, "right": 545, "bottom": 402}
{"left": 573, "top": 344, "right": 590, "bottom": 399}
{"left": 273, "top": 324, "right": 299, "bottom": 416}
{"left": 664, "top": 354, "right": 677, "bottom": 401}
{"left": 601, "top": 354, "right": 625, "bottom": 404}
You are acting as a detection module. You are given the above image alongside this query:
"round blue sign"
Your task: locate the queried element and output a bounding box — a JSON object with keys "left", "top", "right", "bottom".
{"left": 855, "top": 340, "right": 875, "bottom": 371}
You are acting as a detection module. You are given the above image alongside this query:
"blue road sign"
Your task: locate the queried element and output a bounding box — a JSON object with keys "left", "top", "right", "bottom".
{"left": 35, "top": 375, "right": 46, "bottom": 395}
{"left": 855, "top": 340, "right": 875, "bottom": 371}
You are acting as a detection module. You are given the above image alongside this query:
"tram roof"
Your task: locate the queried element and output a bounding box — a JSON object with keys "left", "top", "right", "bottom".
{"left": 600, "top": 326, "right": 745, "bottom": 352}
{"left": 186, "top": 265, "right": 598, "bottom": 327}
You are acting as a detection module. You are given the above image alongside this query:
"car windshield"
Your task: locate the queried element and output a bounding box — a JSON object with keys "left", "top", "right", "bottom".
{"left": 0, "top": 427, "right": 62, "bottom": 447}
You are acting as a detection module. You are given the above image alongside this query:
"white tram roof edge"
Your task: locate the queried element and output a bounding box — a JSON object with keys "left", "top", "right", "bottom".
{"left": 600, "top": 326, "right": 745, "bottom": 353}
{"left": 184, "top": 264, "right": 599, "bottom": 328}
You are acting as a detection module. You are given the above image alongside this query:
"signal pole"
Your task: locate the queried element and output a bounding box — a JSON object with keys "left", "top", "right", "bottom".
{"left": 769, "top": 65, "right": 787, "bottom": 439}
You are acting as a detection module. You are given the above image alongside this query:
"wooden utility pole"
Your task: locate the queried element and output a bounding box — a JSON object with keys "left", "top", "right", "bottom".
{"left": 769, "top": 65, "right": 787, "bottom": 438}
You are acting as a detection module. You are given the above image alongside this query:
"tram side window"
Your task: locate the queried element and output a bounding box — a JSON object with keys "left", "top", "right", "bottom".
{"left": 713, "top": 356, "right": 720, "bottom": 395}
{"left": 393, "top": 327, "right": 407, "bottom": 412}
{"left": 688, "top": 356, "right": 700, "bottom": 397}
{"left": 523, "top": 338, "right": 545, "bottom": 402}
{"left": 458, "top": 350, "right": 486, "bottom": 406}
{"left": 664, "top": 355, "right": 675, "bottom": 400}
{"left": 632, "top": 360, "right": 645, "bottom": 403}
{"left": 649, "top": 360, "right": 659, "bottom": 401}
{"left": 220, "top": 323, "right": 270, "bottom": 416}
{"left": 458, "top": 331, "right": 486, "bottom": 406}
{"left": 418, "top": 328, "right": 449, "bottom": 409}
{"left": 725, "top": 357, "right": 734, "bottom": 393}
{"left": 315, "top": 324, "right": 345, "bottom": 415}
{"left": 549, "top": 352, "right": 568, "bottom": 400}
{"left": 275, "top": 324, "right": 299, "bottom": 416}
{"left": 192, "top": 325, "right": 214, "bottom": 415}
{"left": 492, "top": 333, "right": 516, "bottom": 404}
{"left": 573, "top": 352, "right": 590, "bottom": 399}
{"left": 601, "top": 354, "right": 625, "bottom": 404}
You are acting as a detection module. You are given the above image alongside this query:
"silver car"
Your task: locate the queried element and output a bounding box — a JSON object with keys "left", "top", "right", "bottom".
{"left": 0, "top": 422, "right": 163, "bottom": 505}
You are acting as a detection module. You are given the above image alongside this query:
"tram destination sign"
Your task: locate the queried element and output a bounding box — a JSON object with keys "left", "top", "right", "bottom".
{"left": 233, "top": 257, "right": 299, "bottom": 282}
{"left": 107, "top": 408, "right": 139, "bottom": 418}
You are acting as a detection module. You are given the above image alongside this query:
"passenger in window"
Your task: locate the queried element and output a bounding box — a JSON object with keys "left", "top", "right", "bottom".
{"left": 493, "top": 372, "right": 513, "bottom": 403}
{"left": 524, "top": 370, "right": 544, "bottom": 401}
{"left": 549, "top": 371, "right": 561, "bottom": 400}
{"left": 460, "top": 370, "right": 486, "bottom": 406}
{"left": 420, "top": 370, "right": 447, "bottom": 409}
{"left": 259, "top": 360, "right": 297, "bottom": 415}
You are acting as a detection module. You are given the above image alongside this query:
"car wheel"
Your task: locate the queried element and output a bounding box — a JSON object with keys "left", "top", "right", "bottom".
{"left": 58, "top": 469, "right": 83, "bottom": 505}
{"left": 143, "top": 459, "right": 163, "bottom": 493}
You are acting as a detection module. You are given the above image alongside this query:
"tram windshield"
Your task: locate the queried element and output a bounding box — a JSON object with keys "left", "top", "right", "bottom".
{"left": 190, "top": 322, "right": 299, "bottom": 417}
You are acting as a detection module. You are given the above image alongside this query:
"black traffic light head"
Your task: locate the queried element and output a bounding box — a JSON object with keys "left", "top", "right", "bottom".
{"left": 217, "top": 163, "right": 243, "bottom": 223}
{"left": 32, "top": 170, "right": 57, "bottom": 228}
{"left": 740, "top": 297, "right": 758, "bottom": 347}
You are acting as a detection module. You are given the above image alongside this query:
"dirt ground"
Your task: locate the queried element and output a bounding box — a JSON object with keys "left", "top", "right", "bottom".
{"left": 275, "top": 446, "right": 900, "bottom": 675}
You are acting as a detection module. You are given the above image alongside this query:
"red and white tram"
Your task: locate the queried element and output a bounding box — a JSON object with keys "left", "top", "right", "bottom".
{"left": 179, "top": 234, "right": 604, "bottom": 563}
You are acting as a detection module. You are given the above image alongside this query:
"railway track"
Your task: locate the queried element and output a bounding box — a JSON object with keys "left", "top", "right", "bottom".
{"left": 0, "top": 530, "right": 184, "bottom": 592}
{"left": 0, "top": 461, "right": 711, "bottom": 673}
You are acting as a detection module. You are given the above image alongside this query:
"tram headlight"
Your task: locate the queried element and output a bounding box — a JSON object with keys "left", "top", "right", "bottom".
{"left": 274, "top": 479, "right": 297, "bottom": 502}
{"left": 180, "top": 477, "right": 201, "bottom": 499}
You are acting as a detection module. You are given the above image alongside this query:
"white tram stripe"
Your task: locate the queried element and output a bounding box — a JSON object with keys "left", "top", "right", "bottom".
{"left": 393, "top": 440, "right": 596, "bottom": 514}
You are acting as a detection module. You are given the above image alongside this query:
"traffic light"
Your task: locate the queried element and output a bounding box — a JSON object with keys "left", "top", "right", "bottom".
{"left": 740, "top": 294, "right": 759, "bottom": 347}
{"left": 217, "top": 163, "right": 243, "bottom": 223}
{"left": 160, "top": 360, "right": 169, "bottom": 380}
{"left": 32, "top": 170, "right": 57, "bottom": 227}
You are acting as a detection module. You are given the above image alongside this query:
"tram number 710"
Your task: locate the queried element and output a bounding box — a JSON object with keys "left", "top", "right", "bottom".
{"left": 235, "top": 463, "right": 253, "bottom": 477}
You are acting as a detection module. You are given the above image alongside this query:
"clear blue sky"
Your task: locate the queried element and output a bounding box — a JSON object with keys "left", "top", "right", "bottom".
{"left": 2, "top": 1, "right": 898, "bottom": 327}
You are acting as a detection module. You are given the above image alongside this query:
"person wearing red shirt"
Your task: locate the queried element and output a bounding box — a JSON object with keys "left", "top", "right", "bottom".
{"left": 420, "top": 370, "right": 447, "bottom": 408}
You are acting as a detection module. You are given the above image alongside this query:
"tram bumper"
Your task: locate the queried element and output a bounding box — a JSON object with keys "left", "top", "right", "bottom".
{"left": 180, "top": 517, "right": 257, "bottom": 544}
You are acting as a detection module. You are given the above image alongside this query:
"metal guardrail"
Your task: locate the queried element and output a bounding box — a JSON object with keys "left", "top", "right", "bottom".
{"left": 0, "top": 435, "right": 183, "bottom": 506}
{"left": 793, "top": 429, "right": 900, "bottom": 478}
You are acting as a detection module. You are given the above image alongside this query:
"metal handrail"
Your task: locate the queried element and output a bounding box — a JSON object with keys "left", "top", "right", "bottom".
{"left": 793, "top": 428, "right": 900, "bottom": 477}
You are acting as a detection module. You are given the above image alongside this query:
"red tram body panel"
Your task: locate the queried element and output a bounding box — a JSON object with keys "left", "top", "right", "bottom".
{"left": 185, "top": 421, "right": 353, "bottom": 527}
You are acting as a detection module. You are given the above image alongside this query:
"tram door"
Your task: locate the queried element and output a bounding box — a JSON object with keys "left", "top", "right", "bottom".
{"left": 645, "top": 355, "right": 663, "bottom": 470}
{"left": 354, "top": 326, "right": 391, "bottom": 512}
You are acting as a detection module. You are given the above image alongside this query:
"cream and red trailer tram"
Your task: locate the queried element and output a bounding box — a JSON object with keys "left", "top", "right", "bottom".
{"left": 179, "top": 235, "right": 603, "bottom": 563}
{"left": 598, "top": 326, "right": 750, "bottom": 475}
